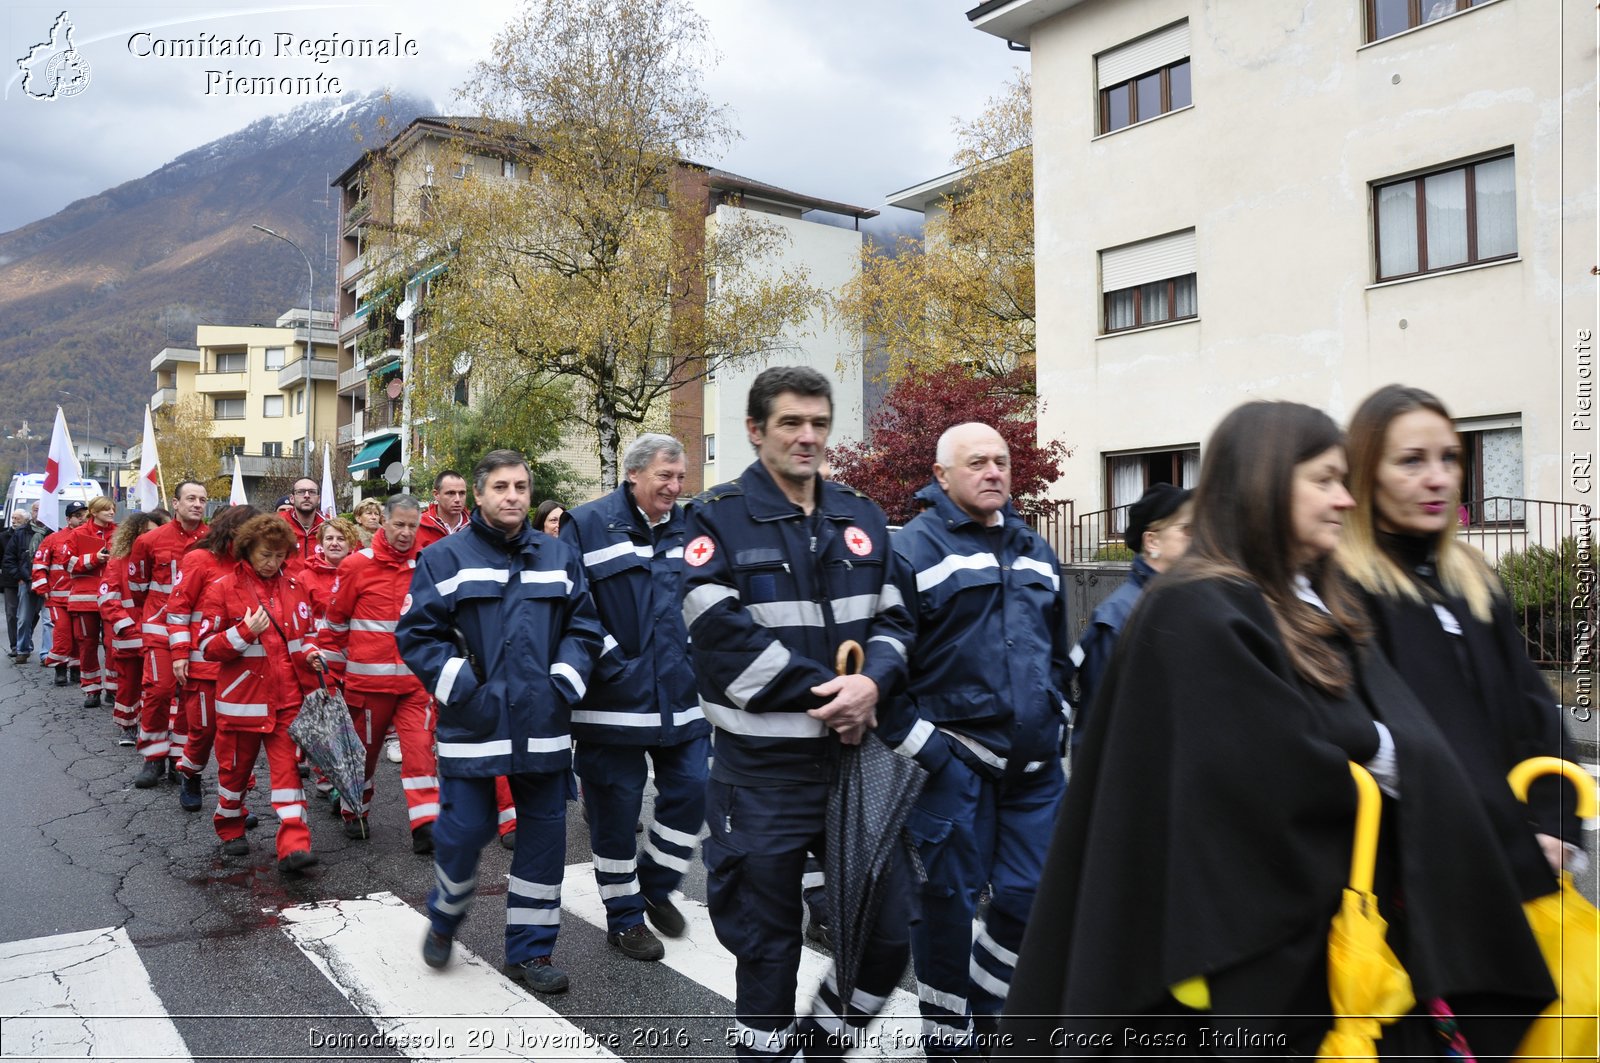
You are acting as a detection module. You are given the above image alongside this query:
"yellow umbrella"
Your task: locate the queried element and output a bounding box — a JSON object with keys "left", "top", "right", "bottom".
{"left": 1507, "top": 757, "right": 1599, "bottom": 1063}
{"left": 1317, "top": 762, "right": 1415, "bottom": 1062}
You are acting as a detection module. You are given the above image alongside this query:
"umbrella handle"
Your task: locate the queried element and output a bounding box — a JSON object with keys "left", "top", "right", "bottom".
{"left": 835, "top": 640, "right": 864, "bottom": 677}
{"left": 1506, "top": 756, "right": 1598, "bottom": 818}
{"left": 1348, "top": 762, "right": 1381, "bottom": 894}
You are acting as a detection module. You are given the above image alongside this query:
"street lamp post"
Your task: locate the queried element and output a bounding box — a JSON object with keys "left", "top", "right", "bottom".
{"left": 58, "top": 389, "right": 90, "bottom": 446}
{"left": 251, "top": 224, "right": 315, "bottom": 476}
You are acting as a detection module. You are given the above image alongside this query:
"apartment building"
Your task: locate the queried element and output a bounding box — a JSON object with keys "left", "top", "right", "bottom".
{"left": 150, "top": 307, "right": 338, "bottom": 494}
{"left": 331, "top": 116, "right": 875, "bottom": 500}
{"left": 967, "top": 0, "right": 1593, "bottom": 545}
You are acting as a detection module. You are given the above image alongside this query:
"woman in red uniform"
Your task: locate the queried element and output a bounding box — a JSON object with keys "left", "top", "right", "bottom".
{"left": 65, "top": 497, "right": 116, "bottom": 707}
{"left": 99, "top": 511, "right": 169, "bottom": 744}
{"left": 198, "top": 515, "right": 324, "bottom": 872}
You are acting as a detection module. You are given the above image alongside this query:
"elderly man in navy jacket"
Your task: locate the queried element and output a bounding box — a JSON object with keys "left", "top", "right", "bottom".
{"left": 683, "top": 366, "right": 916, "bottom": 1062}
{"left": 397, "top": 449, "right": 605, "bottom": 995}
{"left": 878, "top": 422, "right": 1071, "bottom": 1061}
{"left": 559, "top": 432, "right": 707, "bottom": 963}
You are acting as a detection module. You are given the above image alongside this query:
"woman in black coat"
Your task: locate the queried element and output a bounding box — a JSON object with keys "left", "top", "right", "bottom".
{"left": 998, "top": 401, "right": 1552, "bottom": 1060}
{"left": 1340, "top": 385, "right": 1584, "bottom": 900}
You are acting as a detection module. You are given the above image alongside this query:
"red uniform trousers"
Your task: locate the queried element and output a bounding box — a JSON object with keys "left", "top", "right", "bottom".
{"left": 176, "top": 678, "right": 218, "bottom": 776}
{"left": 214, "top": 722, "right": 308, "bottom": 859}
{"left": 110, "top": 652, "right": 142, "bottom": 728}
{"left": 344, "top": 688, "right": 439, "bottom": 829}
{"left": 68, "top": 612, "right": 103, "bottom": 692}
{"left": 137, "top": 643, "right": 186, "bottom": 765}
{"left": 47, "top": 604, "right": 75, "bottom": 667}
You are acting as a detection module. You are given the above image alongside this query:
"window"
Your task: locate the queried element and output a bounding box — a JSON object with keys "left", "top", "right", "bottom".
{"left": 294, "top": 390, "right": 303, "bottom": 415}
{"left": 262, "top": 442, "right": 284, "bottom": 458}
{"left": 1457, "top": 418, "right": 1523, "bottom": 524}
{"left": 1368, "top": 0, "right": 1487, "bottom": 43}
{"left": 502, "top": 158, "right": 517, "bottom": 180}
{"left": 1101, "top": 229, "right": 1198, "bottom": 332}
{"left": 704, "top": 434, "right": 717, "bottom": 462}
{"left": 263, "top": 395, "right": 284, "bottom": 418}
{"left": 215, "top": 352, "right": 246, "bottom": 373}
{"left": 214, "top": 397, "right": 245, "bottom": 420}
{"left": 705, "top": 272, "right": 718, "bottom": 302}
{"left": 1097, "top": 22, "right": 1191, "bottom": 134}
{"left": 1104, "top": 447, "right": 1200, "bottom": 519}
{"left": 453, "top": 377, "right": 469, "bottom": 406}
{"left": 1374, "top": 154, "right": 1516, "bottom": 281}
{"left": 265, "top": 347, "right": 286, "bottom": 370}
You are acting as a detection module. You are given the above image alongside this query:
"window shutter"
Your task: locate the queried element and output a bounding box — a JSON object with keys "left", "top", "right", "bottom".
{"left": 1101, "top": 229, "right": 1197, "bottom": 292}
{"left": 1098, "top": 21, "right": 1190, "bottom": 89}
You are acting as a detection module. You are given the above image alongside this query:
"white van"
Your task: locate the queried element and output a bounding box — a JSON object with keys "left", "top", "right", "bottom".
{"left": 4, "top": 473, "right": 104, "bottom": 527}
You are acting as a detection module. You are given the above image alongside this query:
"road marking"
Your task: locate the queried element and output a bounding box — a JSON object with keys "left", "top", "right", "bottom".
{"left": 0, "top": 926, "right": 192, "bottom": 1061}
{"left": 560, "top": 862, "right": 921, "bottom": 1058}
{"left": 278, "top": 892, "right": 623, "bottom": 1060}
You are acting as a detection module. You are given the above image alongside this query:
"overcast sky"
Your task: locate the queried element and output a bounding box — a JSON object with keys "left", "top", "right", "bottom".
{"left": 0, "top": 0, "right": 1024, "bottom": 234}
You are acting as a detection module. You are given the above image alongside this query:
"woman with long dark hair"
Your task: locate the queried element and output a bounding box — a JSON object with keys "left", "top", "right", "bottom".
{"left": 999, "top": 401, "right": 1552, "bottom": 1058}
{"left": 100, "top": 510, "right": 169, "bottom": 745}
{"left": 1340, "top": 384, "right": 1584, "bottom": 897}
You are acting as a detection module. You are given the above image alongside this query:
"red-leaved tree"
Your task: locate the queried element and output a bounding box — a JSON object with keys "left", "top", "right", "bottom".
{"left": 830, "top": 364, "right": 1070, "bottom": 524}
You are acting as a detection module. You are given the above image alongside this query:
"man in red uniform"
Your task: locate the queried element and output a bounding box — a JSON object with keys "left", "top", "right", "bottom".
{"left": 129, "top": 480, "right": 208, "bottom": 788}
{"left": 280, "top": 477, "right": 326, "bottom": 577}
{"left": 414, "top": 471, "right": 469, "bottom": 552}
{"left": 318, "top": 494, "right": 440, "bottom": 852}
{"left": 65, "top": 497, "right": 116, "bottom": 706}
{"left": 33, "top": 503, "right": 88, "bottom": 686}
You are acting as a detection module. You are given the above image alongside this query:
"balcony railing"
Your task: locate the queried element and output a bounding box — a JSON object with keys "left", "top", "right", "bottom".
{"left": 341, "top": 252, "right": 368, "bottom": 284}
{"left": 194, "top": 371, "right": 249, "bottom": 393}
{"left": 150, "top": 386, "right": 176, "bottom": 412}
{"left": 278, "top": 357, "right": 339, "bottom": 390}
{"left": 216, "top": 453, "right": 287, "bottom": 478}
{"left": 150, "top": 347, "right": 199, "bottom": 373}
{"left": 336, "top": 421, "right": 359, "bottom": 444}
{"left": 338, "top": 364, "right": 368, "bottom": 392}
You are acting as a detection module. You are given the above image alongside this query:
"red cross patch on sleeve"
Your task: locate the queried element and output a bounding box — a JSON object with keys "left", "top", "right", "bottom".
{"left": 685, "top": 535, "right": 716, "bottom": 567}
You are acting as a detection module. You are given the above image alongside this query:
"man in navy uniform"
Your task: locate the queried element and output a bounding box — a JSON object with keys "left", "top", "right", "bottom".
{"left": 559, "top": 432, "right": 707, "bottom": 962}
{"left": 682, "top": 366, "right": 915, "bottom": 1061}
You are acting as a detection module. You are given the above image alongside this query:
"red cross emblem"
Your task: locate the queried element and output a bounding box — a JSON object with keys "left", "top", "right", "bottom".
{"left": 686, "top": 535, "right": 716, "bottom": 567}
{"left": 844, "top": 526, "right": 873, "bottom": 556}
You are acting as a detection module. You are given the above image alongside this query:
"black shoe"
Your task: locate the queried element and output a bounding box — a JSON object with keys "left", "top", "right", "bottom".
{"left": 411, "top": 822, "right": 434, "bottom": 854}
{"left": 277, "top": 849, "right": 318, "bottom": 873}
{"left": 297, "top": 761, "right": 310, "bottom": 777}
{"left": 328, "top": 790, "right": 346, "bottom": 818}
{"left": 243, "top": 811, "right": 260, "bottom": 830}
{"left": 220, "top": 837, "right": 249, "bottom": 856}
{"left": 178, "top": 772, "right": 202, "bottom": 812}
{"left": 422, "top": 929, "right": 453, "bottom": 969}
{"left": 118, "top": 726, "right": 136, "bottom": 747}
{"left": 643, "top": 896, "right": 687, "bottom": 938}
{"left": 343, "top": 816, "right": 369, "bottom": 840}
{"left": 165, "top": 760, "right": 181, "bottom": 782}
{"left": 806, "top": 912, "right": 833, "bottom": 949}
{"left": 133, "top": 759, "right": 163, "bottom": 789}
{"left": 499, "top": 830, "right": 516, "bottom": 850}
{"left": 607, "top": 923, "right": 664, "bottom": 962}
{"left": 83, "top": 692, "right": 101, "bottom": 708}
{"left": 68, "top": 666, "right": 80, "bottom": 684}
{"left": 54, "top": 665, "right": 67, "bottom": 687}
{"left": 505, "top": 956, "right": 568, "bottom": 994}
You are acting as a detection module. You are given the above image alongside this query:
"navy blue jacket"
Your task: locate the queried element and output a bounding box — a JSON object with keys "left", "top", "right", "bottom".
{"left": 879, "top": 483, "right": 1071, "bottom": 776}
{"left": 1069, "top": 554, "right": 1156, "bottom": 725}
{"left": 681, "top": 460, "right": 915, "bottom": 786}
{"left": 559, "top": 483, "right": 706, "bottom": 748}
{"left": 396, "top": 508, "right": 605, "bottom": 778}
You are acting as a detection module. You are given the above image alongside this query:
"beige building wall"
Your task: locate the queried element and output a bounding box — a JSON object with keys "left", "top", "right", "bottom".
{"left": 974, "top": 0, "right": 1594, "bottom": 528}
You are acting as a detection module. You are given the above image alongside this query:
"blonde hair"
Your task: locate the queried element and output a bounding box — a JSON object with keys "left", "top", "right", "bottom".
{"left": 86, "top": 496, "right": 115, "bottom": 519}
{"left": 1339, "top": 385, "right": 1496, "bottom": 622}
{"left": 318, "top": 518, "right": 363, "bottom": 549}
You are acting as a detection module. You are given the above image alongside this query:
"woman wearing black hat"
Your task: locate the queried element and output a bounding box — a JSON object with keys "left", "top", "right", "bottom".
{"left": 1067, "top": 482, "right": 1192, "bottom": 734}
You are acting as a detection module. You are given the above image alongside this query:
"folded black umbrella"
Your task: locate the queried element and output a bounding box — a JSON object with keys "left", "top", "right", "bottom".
{"left": 288, "top": 674, "right": 366, "bottom": 824}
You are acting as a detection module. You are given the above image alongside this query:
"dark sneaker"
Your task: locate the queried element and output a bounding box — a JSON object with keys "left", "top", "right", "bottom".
{"left": 133, "top": 759, "right": 163, "bottom": 789}
{"left": 343, "top": 817, "right": 370, "bottom": 840}
{"left": 178, "top": 772, "right": 203, "bottom": 812}
{"left": 83, "top": 692, "right": 101, "bottom": 708}
{"left": 499, "top": 830, "right": 516, "bottom": 850}
{"left": 607, "top": 923, "right": 665, "bottom": 962}
{"left": 506, "top": 956, "right": 568, "bottom": 994}
{"left": 411, "top": 822, "right": 434, "bottom": 855}
{"left": 220, "top": 837, "right": 249, "bottom": 856}
{"left": 118, "top": 726, "right": 136, "bottom": 747}
{"left": 54, "top": 665, "right": 68, "bottom": 687}
{"left": 643, "top": 896, "right": 687, "bottom": 938}
{"left": 805, "top": 912, "right": 832, "bottom": 949}
{"left": 422, "top": 929, "right": 453, "bottom": 969}
{"left": 243, "top": 811, "right": 260, "bottom": 830}
{"left": 277, "top": 849, "right": 318, "bottom": 873}
{"left": 67, "top": 666, "right": 80, "bottom": 684}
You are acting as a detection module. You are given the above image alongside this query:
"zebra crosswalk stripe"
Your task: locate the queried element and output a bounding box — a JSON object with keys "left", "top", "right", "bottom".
{"left": 0, "top": 926, "right": 193, "bottom": 1062}
{"left": 278, "top": 891, "right": 624, "bottom": 1061}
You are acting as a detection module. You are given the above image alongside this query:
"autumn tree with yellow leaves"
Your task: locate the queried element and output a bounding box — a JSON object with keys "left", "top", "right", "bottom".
{"left": 378, "top": 0, "right": 819, "bottom": 491}
{"left": 838, "top": 74, "right": 1034, "bottom": 384}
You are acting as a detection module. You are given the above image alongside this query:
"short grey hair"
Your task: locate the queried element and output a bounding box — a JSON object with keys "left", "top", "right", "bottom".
{"left": 623, "top": 433, "right": 685, "bottom": 476}
{"left": 384, "top": 493, "right": 423, "bottom": 517}
{"left": 10, "top": 509, "right": 27, "bottom": 524}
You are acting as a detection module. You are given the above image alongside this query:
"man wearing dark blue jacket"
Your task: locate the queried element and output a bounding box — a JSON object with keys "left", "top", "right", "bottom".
{"left": 396, "top": 449, "right": 605, "bottom": 995}
{"left": 559, "top": 432, "right": 707, "bottom": 963}
{"left": 878, "top": 422, "right": 1070, "bottom": 1061}
{"left": 683, "top": 366, "right": 916, "bottom": 1062}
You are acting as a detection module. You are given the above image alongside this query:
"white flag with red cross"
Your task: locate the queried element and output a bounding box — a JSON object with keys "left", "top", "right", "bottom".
{"left": 41, "top": 407, "right": 82, "bottom": 531}
{"left": 134, "top": 406, "right": 162, "bottom": 513}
